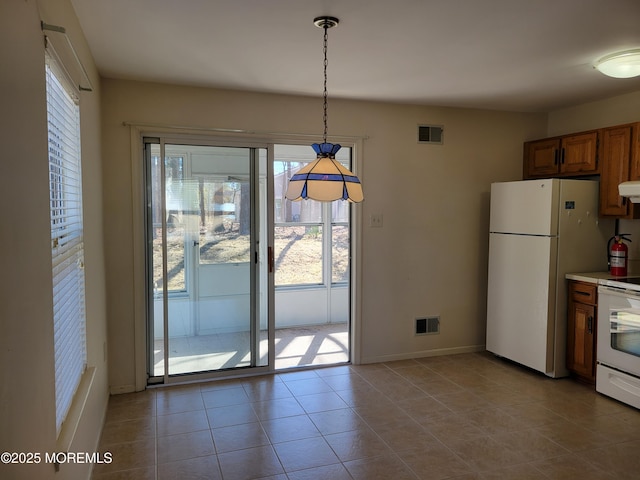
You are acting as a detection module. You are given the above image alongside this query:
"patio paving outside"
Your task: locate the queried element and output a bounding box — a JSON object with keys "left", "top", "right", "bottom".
{"left": 153, "top": 322, "right": 349, "bottom": 375}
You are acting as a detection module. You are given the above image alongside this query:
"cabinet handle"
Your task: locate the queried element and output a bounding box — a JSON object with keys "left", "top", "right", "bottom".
{"left": 587, "top": 316, "right": 593, "bottom": 334}
{"left": 560, "top": 148, "right": 565, "bottom": 164}
{"left": 574, "top": 290, "right": 590, "bottom": 296}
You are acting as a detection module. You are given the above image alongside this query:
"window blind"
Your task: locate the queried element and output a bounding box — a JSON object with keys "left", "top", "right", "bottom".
{"left": 45, "top": 51, "right": 87, "bottom": 435}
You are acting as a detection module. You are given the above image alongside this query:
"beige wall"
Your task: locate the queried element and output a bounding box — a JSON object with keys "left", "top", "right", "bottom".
{"left": 548, "top": 91, "right": 640, "bottom": 270}
{"left": 1, "top": 1, "right": 108, "bottom": 479}
{"left": 5, "top": 0, "right": 640, "bottom": 476}
{"left": 101, "top": 78, "right": 546, "bottom": 389}
{"left": 548, "top": 90, "right": 640, "bottom": 137}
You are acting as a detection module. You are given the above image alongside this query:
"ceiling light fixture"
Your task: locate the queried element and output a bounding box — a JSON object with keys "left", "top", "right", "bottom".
{"left": 285, "top": 16, "right": 364, "bottom": 203}
{"left": 595, "top": 49, "right": 640, "bottom": 78}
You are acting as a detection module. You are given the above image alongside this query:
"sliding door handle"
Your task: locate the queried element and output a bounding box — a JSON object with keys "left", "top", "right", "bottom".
{"left": 268, "top": 246, "right": 274, "bottom": 273}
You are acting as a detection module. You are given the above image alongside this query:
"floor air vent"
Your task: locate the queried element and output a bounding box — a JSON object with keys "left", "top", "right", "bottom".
{"left": 415, "top": 316, "right": 440, "bottom": 335}
{"left": 418, "top": 125, "right": 443, "bottom": 144}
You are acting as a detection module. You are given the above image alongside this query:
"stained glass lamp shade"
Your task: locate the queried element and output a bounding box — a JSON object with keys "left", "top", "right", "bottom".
{"left": 285, "top": 142, "right": 364, "bottom": 202}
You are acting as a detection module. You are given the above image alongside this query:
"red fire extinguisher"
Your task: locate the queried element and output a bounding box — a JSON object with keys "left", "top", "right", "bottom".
{"left": 610, "top": 236, "right": 629, "bottom": 276}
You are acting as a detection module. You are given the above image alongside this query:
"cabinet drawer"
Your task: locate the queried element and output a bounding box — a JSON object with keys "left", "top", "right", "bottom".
{"left": 569, "top": 281, "right": 597, "bottom": 305}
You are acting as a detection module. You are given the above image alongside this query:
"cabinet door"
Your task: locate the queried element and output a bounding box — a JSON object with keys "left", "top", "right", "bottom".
{"left": 560, "top": 131, "right": 599, "bottom": 175}
{"left": 599, "top": 126, "right": 632, "bottom": 217}
{"left": 567, "top": 299, "right": 595, "bottom": 382}
{"left": 524, "top": 138, "right": 560, "bottom": 178}
{"left": 629, "top": 123, "right": 640, "bottom": 181}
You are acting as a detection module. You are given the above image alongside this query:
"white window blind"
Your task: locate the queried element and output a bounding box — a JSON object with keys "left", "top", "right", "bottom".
{"left": 45, "top": 51, "right": 87, "bottom": 435}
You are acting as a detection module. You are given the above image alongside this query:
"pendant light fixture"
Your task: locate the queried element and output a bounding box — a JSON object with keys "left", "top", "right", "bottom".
{"left": 285, "top": 16, "right": 364, "bottom": 203}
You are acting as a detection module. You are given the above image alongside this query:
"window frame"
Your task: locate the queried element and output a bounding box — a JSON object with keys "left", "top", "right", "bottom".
{"left": 273, "top": 144, "right": 352, "bottom": 289}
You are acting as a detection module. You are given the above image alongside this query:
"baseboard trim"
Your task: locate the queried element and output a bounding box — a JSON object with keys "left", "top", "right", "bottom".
{"left": 361, "top": 344, "right": 485, "bottom": 364}
{"left": 110, "top": 384, "right": 137, "bottom": 395}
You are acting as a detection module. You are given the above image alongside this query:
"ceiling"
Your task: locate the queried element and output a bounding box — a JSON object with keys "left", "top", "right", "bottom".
{"left": 70, "top": 0, "right": 640, "bottom": 113}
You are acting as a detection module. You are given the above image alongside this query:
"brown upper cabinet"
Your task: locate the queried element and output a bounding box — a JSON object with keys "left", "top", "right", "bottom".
{"left": 522, "top": 122, "right": 640, "bottom": 218}
{"left": 599, "top": 125, "right": 633, "bottom": 218}
{"left": 524, "top": 131, "right": 599, "bottom": 179}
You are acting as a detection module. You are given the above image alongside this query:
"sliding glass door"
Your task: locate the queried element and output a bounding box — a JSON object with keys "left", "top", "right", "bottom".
{"left": 144, "top": 135, "right": 356, "bottom": 382}
{"left": 273, "top": 144, "right": 352, "bottom": 368}
{"left": 145, "top": 139, "right": 268, "bottom": 380}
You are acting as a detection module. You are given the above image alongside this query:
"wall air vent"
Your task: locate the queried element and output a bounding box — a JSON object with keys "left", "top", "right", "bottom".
{"left": 415, "top": 316, "right": 440, "bottom": 335}
{"left": 418, "top": 125, "right": 444, "bottom": 144}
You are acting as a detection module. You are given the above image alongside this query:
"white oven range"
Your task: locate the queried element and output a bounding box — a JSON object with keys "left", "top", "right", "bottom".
{"left": 597, "top": 277, "right": 640, "bottom": 409}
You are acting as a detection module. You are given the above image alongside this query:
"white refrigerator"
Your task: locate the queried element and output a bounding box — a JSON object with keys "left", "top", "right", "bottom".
{"left": 486, "top": 179, "right": 612, "bottom": 377}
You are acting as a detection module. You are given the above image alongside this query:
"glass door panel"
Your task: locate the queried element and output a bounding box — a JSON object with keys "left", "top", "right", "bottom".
{"left": 147, "top": 140, "right": 268, "bottom": 380}
{"left": 273, "top": 144, "right": 351, "bottom": 369}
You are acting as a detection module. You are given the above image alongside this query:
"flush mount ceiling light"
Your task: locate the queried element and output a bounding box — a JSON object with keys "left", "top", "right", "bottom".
{"left": 595, "top": 49, "right": 640, "bottom": 78}
{"left": 285, "top": 16, "right": 364, "bottom": 203}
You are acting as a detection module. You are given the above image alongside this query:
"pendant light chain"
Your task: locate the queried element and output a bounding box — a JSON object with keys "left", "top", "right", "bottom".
{"left": 322, "top": 23, "right": 329, "bottom": 145}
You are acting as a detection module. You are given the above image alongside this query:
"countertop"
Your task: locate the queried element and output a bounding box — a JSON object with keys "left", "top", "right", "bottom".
{"left": 565, "top": 271, "right": 634, "bottom": 283}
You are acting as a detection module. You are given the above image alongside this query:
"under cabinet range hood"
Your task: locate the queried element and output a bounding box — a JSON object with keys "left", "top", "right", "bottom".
{"left": 619, "top": 181, "right": 640, "bottom": 203}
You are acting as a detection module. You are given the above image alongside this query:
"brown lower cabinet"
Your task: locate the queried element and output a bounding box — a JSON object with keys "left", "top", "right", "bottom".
{"left": 567, "top": 280, "right": 597, "bottom": 384}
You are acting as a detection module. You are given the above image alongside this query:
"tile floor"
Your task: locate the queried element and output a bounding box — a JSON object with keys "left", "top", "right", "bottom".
{"left": 93, "top": 352, "right": 640, "bottom": 479}
{"left": 153, "top": 324, "right": 349, "bottom": 375}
